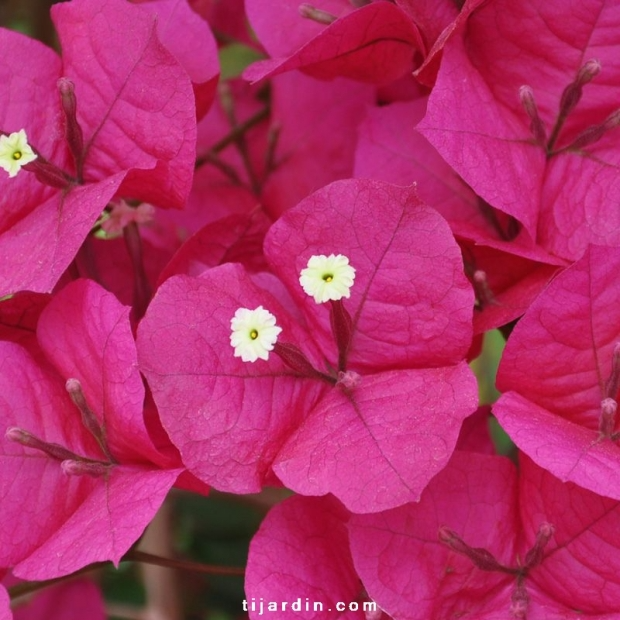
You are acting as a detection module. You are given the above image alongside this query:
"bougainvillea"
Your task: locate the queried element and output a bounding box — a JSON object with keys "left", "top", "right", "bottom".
{"left": 137, "top": 179, "right": 478, "bottom": 513}
{"left": 494, "top": 245, "right": 620, "bottom": 500}
{"left": 2, "top": 0, "right": 620, "bottom": 617}
{"left": 0, "top": 0, "right": 197, "bottom": 296}
{"left": 0, "top": 280, "right": 182, "bottom": 580}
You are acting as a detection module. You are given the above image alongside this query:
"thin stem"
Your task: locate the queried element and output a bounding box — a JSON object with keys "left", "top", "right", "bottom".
{"left": 8, "top": 562, "right": 106, "bottom": 600}
{"left": 75, "top": 234, "right": 101, "bottom": 283}
{"left": 123, "top": 222, "right": 151, "bottom": 321}
{"left": 217, "top": 85, "right": 262, "bottom": 195}
{"left": 7, "top": 551, "right": 244, "bottom": 602}
{"left": 197, "top": 106, "right": 270, "bottom": 161}
{"left": 197, "top": 151, "right": 245, "bottom": 186}
{"left": 126, "top": 550, "right": 245, "bottom": 576}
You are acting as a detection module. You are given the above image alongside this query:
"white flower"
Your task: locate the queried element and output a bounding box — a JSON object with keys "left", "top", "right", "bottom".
{"left": 299, "top": 254, "right": 356, "bottom": 303}
{"left": 230, "top": 306, "right": 282, "bottom": 362}
{"left": 0, "top": 129, "right": 37, "bottom": 177}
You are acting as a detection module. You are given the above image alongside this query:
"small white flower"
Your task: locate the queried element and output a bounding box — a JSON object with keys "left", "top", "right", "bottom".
{"left": 0, "top": 129, "right": 37, "bottom": 177}
{"left": 230, "top": 306, "right": 282, "bottom": 362}
{"left": 299, "top": 254, "right": 356, "bottom": 304}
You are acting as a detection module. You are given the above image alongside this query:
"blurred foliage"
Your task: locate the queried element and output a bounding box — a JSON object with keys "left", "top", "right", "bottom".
{"left": 471, "top": 328, "right": 516, "bottom": 457}
{"left": 0, "top": 0, "right": 58, "bottom": 46}
{"left": 101, "top": 491, "right": 266, "bottom": 619}
{"left": 219, "top": 43, "right": 263, "bottom": 80}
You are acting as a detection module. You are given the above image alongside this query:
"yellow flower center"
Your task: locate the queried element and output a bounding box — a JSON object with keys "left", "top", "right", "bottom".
{"left": 12, "top": 151, "right": 22, "bottom": 161}
{"left": 322, "top": 274, "right": 333, "bottom": 282}
{"left": 250, "top": 329, "right": 259, "bottom": 340}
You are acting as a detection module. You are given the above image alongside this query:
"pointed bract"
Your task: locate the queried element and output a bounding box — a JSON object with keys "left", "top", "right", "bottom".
{"left": 243, "top": 3, "right": 422, "bottom": 84}
{"left": 139, "top": 180, "right": 477, "bottom": 512}
{"left": 12, "top": 579, "right": 105, "bottom": 620}
{"left": 494, "top": 245, "right": 620, "bottom": 498}
{"left": 418, "top": 0, "right": 620, "bottom": 260}
{"left": 245, "top": 495, "right": 362, "bottom": 620}
{"left": 0, "top": 281, "right": 181, "bottom": 580}
{"left": 349, "top": 453, "right": 620, "bottom": 619}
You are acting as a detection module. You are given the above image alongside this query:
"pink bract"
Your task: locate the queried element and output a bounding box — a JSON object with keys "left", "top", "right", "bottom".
{"left": 354, "top": 97, "right": 564, "bottom": 332}
{"left": 0, "top": 0, "right": 196, "bottom": 295}
{"left": 138, "top": 179, "right": 478, "bottom": 513}
{"left": 245, "top": 495, "right": 363, "bottom": 620}
{"left": 261, "top": 71, "right": 374, "bottom": 218}
{"left": 243, "top": 2, "right": 422, "bottom": 84}
{"left": 132, "top": 0, "right": 220, "bottom": 119}
{"left": 0, "top": 280, "right": 181, "bottom": 580}
{"left": 13, "top": 579, "right": 105, "bottom": 620}
{"left": 418, "top": 0, "right": 620, "bottom": 260}
{"left": 349, "top": 452, "right": 620, "bottom": 619}
{"left": 246, "top": 0, "right": 355, "bottom": 59}
{"left": 158, "top": 211, "right": 270, "bottom": 282}
{"left": 0, "top": 583, "right": 9, "bottom": 620}
{"left": 494, "top": 245, "right": 620, "bottom": 499}
{"left": 52, "top": 0, "right": 197, "bottom": 206}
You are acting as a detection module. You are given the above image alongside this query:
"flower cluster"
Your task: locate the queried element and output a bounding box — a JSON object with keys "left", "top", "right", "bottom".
{"left": 2, "top": 0, "right": 620, "bottom": 618}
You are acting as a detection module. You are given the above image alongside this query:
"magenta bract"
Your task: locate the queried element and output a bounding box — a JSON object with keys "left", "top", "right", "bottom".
{"left": 0, "top": 281, "right": 180, "bottom": 580}
{"left": 245, "top": 495, "right": 364, "bottom": 620}
{"left": 244, "top": 2, "right": 423, "bottom": 84}
{"left": 52, "top": 0, "right": 196, "bottom": 207}
{"left": 12, "top": 579, "right": 105, "bottom": 620}
{"left": 261, "top": 71, "right": 374, "bottom": 218}
{"left": 0, "top": 0, "right": 196, "bottom": 295}
{"left": 495, "top": 245, "right": 620, "bottom": 499}
{"left": 138, "top": 179, "right": 477, "bottom": 513}
{"left": 0, "top": 583, "right": 9, "bottom": 620}
{"left": 246, "top": 0, "right": 355, "bottom": 59}
{"left": 418, "top": 0, "right": 620, "bottom": 260}
{"left": 132, "top": 0, "right": 220, "bottom": 120}
{"left": 349, "top": 452, "right": 620, "bottom": 618}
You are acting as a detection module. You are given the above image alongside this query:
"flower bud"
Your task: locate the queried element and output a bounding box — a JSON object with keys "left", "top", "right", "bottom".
{"left": 523, "top": 522, "right": 554, "bottom": 569}
{"left": 605, "top": 343, "right": 620, "bottom": 399}
{"left": 6, "top": 427, "right": 78, "bottom": 462}
{"left": 336, "top": 370, "right": 362, "bottom": 389}
{"left": 519, "top": 85, "right": 547, "bottom": 144}
{"left": 510, "top": 581, "right": 529, "bottom": 619}
{"left": 558, "top": 59, "right": 601, "bottom": 119}
{"left": 298, "top": 3, "right": 337, "bottom": 24}
{"left": 66, "top": 378, "right": 116, "bottom": 463}
{"left": 599, "top": 398, "right": 617, "bottom": 437}
{"left": 61, "top": 459, "right": 112, "bottom": 478}
{"left": 273, "top": 341, "right": 330, "bottom": 381}
{"left": 568, "top": 108, "right": 620, "bottom": 151}
{"left": 58, "top": 77, "right": 85, "bottom": 177}
{"left": 438, "top": 526, "right": 507, "bottom": 572}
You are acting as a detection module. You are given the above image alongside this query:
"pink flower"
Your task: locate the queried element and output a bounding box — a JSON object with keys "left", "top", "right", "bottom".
{"left": 495, "top": 245, "right": 620, "bottom": 500}
{"left": 0, "top": 280, "right": 182, "bottom": 580}
{"left": 0, "top": 0, "right": 197, "bottom": 295}
{"left": 138, "top": 179, "right": 478, "bottom": 513}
